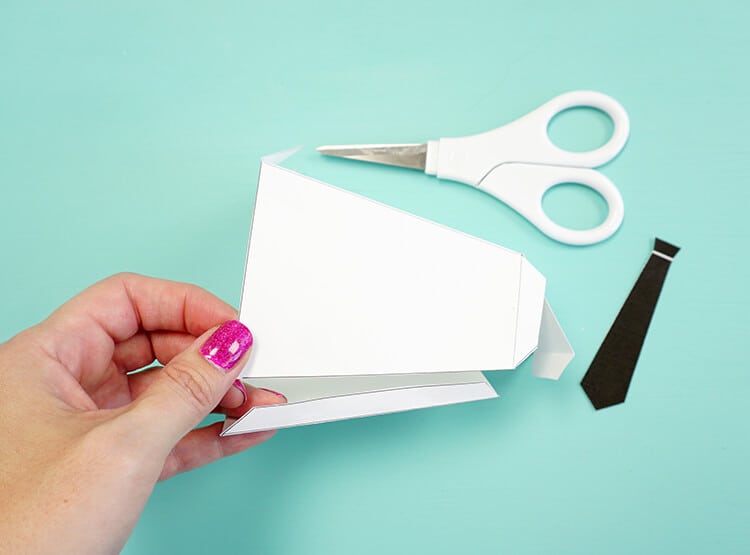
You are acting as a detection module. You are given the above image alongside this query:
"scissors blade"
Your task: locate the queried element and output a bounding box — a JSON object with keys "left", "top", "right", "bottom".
{"left": 316, "top": 143, "right": 427, "bottom": 171}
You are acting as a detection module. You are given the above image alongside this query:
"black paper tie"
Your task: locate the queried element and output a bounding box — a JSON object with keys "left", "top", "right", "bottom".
{"left": 581, "top": 238, "right": 680, "bottom": 410}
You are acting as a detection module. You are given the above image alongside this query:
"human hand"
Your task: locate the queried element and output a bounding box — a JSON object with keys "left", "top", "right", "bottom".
{"left": 0, "top": 273, "right": 285, "bottom": 555}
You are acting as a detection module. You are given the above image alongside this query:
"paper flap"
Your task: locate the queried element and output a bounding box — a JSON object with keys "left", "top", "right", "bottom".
{"left": 221, "top": 379, "right": 497, "bottom": 435}
{"left": 532, "top": 300, "right": 575, "bottom": 380}
{"left": 244, "top": 371, "right": 493, "bottom": 402}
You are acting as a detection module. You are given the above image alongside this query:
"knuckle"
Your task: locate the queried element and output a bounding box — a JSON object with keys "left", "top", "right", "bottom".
{"left": 162, "top": 361, "right": 215, "bottom": 411}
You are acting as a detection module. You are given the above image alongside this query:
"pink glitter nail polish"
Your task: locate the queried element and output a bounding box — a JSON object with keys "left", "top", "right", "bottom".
{"left": 200, "top": 320, "right": 253, "bottom": 372}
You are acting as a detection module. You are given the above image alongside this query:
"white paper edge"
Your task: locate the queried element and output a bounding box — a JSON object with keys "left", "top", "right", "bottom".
{"left": 220, "top": 381, "right": 498, "bottom": 435}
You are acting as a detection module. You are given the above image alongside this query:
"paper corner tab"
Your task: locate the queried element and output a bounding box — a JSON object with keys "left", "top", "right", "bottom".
{"left": 260, "top": 146, "right": 303, "bottom": 166}
{"left": 220, "top": 417, "right": 239, "bottom": 436}
{"left": 531, "top": 300, "right": 574, "bottom": 380}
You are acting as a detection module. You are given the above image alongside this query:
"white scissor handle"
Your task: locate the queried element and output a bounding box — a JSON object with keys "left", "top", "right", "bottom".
{"left": 520, "top": 90, "right": 631, "bottom": 168}
{"left": 427, "top": 91, "right": 630, "bottom": 186}
{"left": 476, "top": 163, "right": 624, "bottom": 246}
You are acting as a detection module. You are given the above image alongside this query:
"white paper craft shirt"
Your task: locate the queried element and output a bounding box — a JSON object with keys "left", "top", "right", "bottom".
{"left": 222, "top": 160, "right": 573, "bottom": 436}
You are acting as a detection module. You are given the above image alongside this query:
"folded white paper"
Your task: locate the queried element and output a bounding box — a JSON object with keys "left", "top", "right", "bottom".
{"left": 221, "top": 157, "right": 573, "bottom": 436}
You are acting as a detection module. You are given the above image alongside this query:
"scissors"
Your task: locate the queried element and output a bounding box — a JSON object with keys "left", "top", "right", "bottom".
{"left": 317, "top": 90, "right": 629, "bottom": 246}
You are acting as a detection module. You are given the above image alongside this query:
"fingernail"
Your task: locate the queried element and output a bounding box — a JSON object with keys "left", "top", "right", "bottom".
{"left": 232, "top": 379, "right": 248, "bottom": 404}
{"left": 258, "top": 387, "right": 287, "bottom": 402}
{"left": 200, "top": 320, "right": 253, "bottom": 372}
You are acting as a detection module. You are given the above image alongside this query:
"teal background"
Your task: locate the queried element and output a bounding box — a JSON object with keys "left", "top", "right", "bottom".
{"left": 1, "top": 1, "right": 748, "bottom": 553}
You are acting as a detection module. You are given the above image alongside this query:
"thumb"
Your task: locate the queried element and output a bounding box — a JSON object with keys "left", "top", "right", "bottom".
{"left": 128, "top": 320, "right": 254, "bottom": 451}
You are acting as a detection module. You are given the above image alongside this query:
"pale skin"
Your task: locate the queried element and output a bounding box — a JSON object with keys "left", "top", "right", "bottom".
{"left": 0, "top": 273, "right": 282, "bottom": 554}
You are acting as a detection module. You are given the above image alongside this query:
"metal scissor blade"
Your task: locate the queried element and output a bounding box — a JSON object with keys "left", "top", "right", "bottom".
{"left": 316, "top": 143, "right": 427, "bottom": 171}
